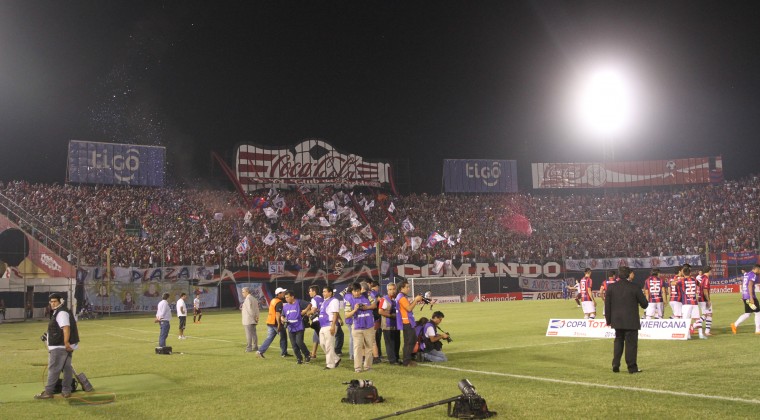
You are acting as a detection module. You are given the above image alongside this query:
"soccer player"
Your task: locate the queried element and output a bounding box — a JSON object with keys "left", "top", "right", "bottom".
{"left": 698, "top": 266, "right": 713, "bottom": 336}
{"left": 193, "top": 293, "right": 203, "bottom": 324}
{"left": 668, "top": 268, "right": 683, "bottom": 319}
{"left": 176, "top": 293, "right": 187, "bottom": 340}
{"left": 643, "top": 269, "right": 664, "bottom": 319}
{"left": 731, "top": 265, "right": 760, "bottom": 334}
{"left": 600, "top": 270, "right": 617, "bottom": 316}
{"left": 680, "top": 267, "right": 705, "bottom": 339}
{"left": 578, "top": 268, "right": 596, "bottom": 319}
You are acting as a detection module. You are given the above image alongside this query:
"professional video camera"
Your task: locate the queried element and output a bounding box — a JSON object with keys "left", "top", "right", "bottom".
{"left": 341, "top": 379, "right": 384, "bottom": 404}
{"left": 372, "top": 379, "right": 496, "bottom": 419}
{"left": 419, "top": 291, "right": 437, "bottom": 310}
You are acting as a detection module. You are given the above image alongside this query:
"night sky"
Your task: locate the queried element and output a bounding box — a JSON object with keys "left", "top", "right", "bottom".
{"left": 1, "top": 1, "right": 759, "bottom": 193}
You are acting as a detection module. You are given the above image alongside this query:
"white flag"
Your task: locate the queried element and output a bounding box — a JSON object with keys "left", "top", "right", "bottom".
{"left": 263, "top": 207, "right": 278, "bottom": 219}
{"left": 351, "top": 233, "right": 362, "bottom": 245}
{"left": 337, "top": 244, "right": 348, "bottom": 257}
{"left": 262, "top": 232, "right": 276, "bottom": 246}
{"left": 323, "top": 200, "right": 336, "bottom": 210}
{"left": 306, "top": 206, "right": 317, "bottom": 218}
{"left": 360, "top": 224, "right": 373, "bottom": 239}
{"left": 402, "top": 217, "right": 414, "bottom": 232}
{"left": 388, "top": 202, "right": 396, "bottom": 213}
{"left": 410, "top": 236, "right": 422, "bottom": 251}
{"left": 319, "top": 217, "right": 331, "bottom": 227}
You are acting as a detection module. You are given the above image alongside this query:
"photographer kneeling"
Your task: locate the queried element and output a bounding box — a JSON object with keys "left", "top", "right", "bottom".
{"left": 421, "top": 311, "right": 450, "bottom": 363}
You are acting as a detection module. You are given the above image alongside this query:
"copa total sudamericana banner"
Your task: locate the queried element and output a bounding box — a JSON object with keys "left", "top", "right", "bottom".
{"left": 546, "top": 318, "right": 690, "bottom": 340}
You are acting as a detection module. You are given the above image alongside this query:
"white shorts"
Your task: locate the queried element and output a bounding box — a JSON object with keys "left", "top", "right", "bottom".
{"left": 645, "top": 302, "right": 664, "bottom": 318}
{"left": 669, "top": 301, "right": 682, "bottom": 318}
{"left": 581, "top": 301, "right": 596, "bottom": 314}
{"left": 699, "top": 301, "right": 712, "bottom": 315}
{"left": 682, "top": 304, "right": 700, "bottom": 319}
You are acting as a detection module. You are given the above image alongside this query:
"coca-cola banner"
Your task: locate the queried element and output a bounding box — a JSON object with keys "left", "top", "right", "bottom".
{"left": 67, "top": 140, "right": 166, "bottom": 187}
{"left": 443, "top": 159, "right": 518, "bottom": 193}
{"left": 236, "top": 139, "right": 392, "bottom": 191}
{"left": 532, "top": 156, "right": 722, "bottom": 189}
{"left": 564, "top": 255, "right": 702, "bottom": 271}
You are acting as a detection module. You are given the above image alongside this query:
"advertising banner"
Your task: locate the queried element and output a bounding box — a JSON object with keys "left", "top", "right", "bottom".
{"left": 443, "top": 159, "right": 518, "bottom": 193}
{"left": 532, "top": 156, "right": 722, "bottom": 189}
{"left": 478, "top": 293, "right": 523, "bottom": 302}
{"left": 433, "top": 295, "right": 463, "bottom": 304}
{"left": 86, "top": 280, "right": 218, "bottom": 313}
{"left": 67, "top": 140, "right": 165, "bottom": 187}
{"left": 519, "top": 277, "right": 564, "bottom": 291}
{"left": 78, "top": 265, "right": 216, "bottom": 283}
{"left": 564, "top": 255, "right": 701, "bottom": 271}
{"left": 236, "top": 139, "right": 391, "bottom": 191}
{"left": 545, "top": 318, "right": 689, "bottom": 340}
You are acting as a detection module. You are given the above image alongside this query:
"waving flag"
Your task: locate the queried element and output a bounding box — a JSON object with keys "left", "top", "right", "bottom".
{"left": 337, "top": 244, "right": 348, "bottom": 257}
{"left": 410, "top": 236, "right": 423, "bottom": 251}
{"left": 306, "top": 205, "right": 317, "bottom": 218}
{"left": 272, "top": 195, "right": 286, "bottom": 210}
{"left": 262, "top": 232, "right": 276, "bottom": 246}
{"left": 382, "top": 232, "right": 394, "bottom": 244}
{"left": 319, "top": 217, "right": 331, "bottom": 227}
{"left": 236, "top": 236, "right": 251, "bottom": 254}
{"left": 388, "top": 202, "right": 396, "bottom": 213}
{"left": 360, "top": 224, "right": 373, "bottom": 239}
{"left": 263, "top": 207, "right": 278, "bottom": 219}
{"left": 402, "top": 217, "right": 414, "bottom": 232}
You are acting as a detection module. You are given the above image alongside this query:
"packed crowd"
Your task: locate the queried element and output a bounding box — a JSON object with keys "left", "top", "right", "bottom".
{"left": 1, "top": 175, "right": 758, "bottom": 270}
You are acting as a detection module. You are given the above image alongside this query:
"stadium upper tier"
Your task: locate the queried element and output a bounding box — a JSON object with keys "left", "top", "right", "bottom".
{"left": 0, "top": 177, "right": 757, "bottom": 270}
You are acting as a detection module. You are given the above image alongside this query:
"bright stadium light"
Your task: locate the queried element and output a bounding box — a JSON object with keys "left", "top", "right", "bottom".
{"left": 568, "top": 61, "right": 641, "bottom": 154}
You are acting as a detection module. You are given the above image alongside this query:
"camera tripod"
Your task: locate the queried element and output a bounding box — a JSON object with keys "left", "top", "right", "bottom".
{"left": 371, "top": 394, "right": 496, "bottom": 419}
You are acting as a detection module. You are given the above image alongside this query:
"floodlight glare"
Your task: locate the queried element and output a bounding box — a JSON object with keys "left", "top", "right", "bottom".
{"left": 571, "top": 63, "right": 638, "bottom": 141}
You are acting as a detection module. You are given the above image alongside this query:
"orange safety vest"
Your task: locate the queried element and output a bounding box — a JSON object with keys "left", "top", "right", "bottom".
{"left": 266, "top": 297, "right": 282, "bottom": 326}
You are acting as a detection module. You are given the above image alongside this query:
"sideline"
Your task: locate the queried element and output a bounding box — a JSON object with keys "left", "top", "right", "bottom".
{"left": 446, "top": 338, "right": 604, "bottom": 354}
{"left": 420, "top": 364, "right": 760, "bottom": 406}
{"left": 93, "top": 324, "right": 239, "bottom": 344}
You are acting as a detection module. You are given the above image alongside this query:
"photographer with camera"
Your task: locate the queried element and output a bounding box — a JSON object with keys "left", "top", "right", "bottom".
{"left": 395, "top": 280, "right": 423, "bottom": 367}
{"left": 378, "top": 283, "right": 400, "bottom": 365}
{"left": 420, "top": 311, "right": 450, "bottom": 362}
{"left": 345, "top": 283, "right": 375, "bottom": 372}
{"left": 35, "top": 293, "right": 79, "bottom": 399}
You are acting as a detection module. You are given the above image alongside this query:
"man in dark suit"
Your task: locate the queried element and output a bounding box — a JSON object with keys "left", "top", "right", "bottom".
{"left": 605, "top": 266, "right": 648, "bottom": 374}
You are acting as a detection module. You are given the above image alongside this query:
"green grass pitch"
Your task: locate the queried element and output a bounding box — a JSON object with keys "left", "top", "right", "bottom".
{"left": 0, "top": 293, "right": 758, "bottom": 419}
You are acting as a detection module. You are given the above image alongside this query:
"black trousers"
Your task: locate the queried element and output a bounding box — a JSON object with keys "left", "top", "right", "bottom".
{"left": 612, "top": 329, "right": 639, "bottom": 372}
{"left": 402, "top": 324, "right": 416, "bottom": 365}
{"left": 383, "top": 329, "right": 401, "bottom": 363}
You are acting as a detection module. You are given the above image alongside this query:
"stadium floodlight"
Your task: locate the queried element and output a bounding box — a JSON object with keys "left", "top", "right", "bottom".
{"left": 568, "top": 61, "right": 640, "bottom": 154}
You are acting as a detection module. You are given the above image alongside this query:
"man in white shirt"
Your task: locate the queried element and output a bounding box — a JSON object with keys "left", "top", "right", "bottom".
{"left": 318, "top": 286, "right": 342, "bottom": 369}
{"left": 176, "top": 293, "right": 188, "bottom": 340}
{"left": 155, "top": 293, "right": 172, "bottom": 348}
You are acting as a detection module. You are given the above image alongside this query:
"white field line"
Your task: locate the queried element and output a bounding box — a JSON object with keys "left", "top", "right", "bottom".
{"left": 446, "top": 338, "right": 605, "bottom": 354}
{"left": 91, "top": 325, "right": 238, "bottom": 344}
{"left": 420, "top": 364, "right": 760, "bottom": 406}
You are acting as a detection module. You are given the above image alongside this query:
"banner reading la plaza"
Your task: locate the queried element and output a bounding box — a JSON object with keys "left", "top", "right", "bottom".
{"left": 546, "top": 318, "right": 689, "bottom": 340}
